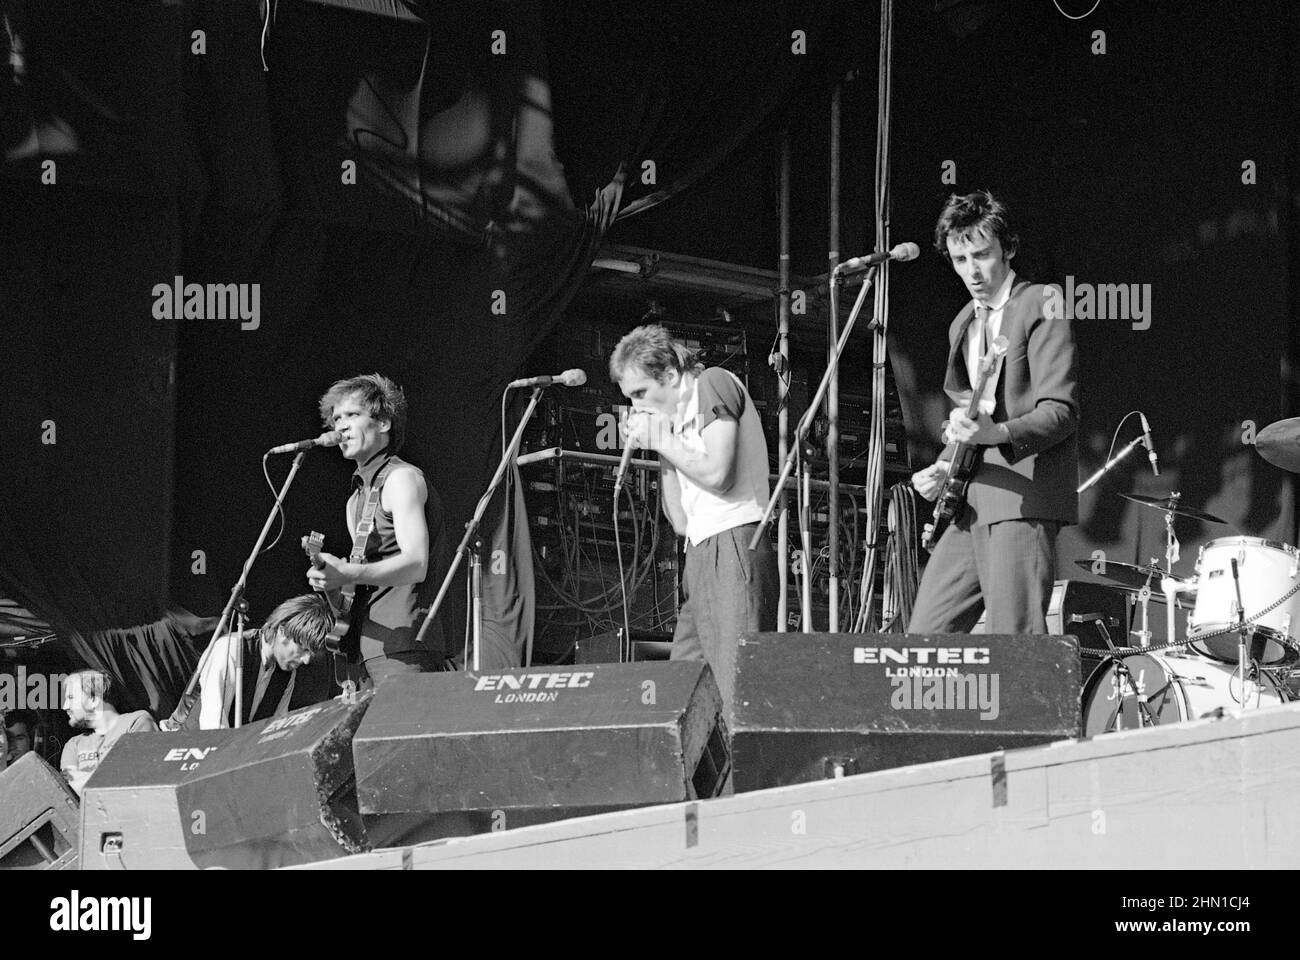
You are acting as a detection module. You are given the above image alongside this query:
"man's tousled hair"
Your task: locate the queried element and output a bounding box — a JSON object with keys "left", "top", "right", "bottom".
{"left": 608, "top": 323, "right": 702, "bottom": 384}
{"left": 934, "top": 190, "right": 1019, "bottom": 260}
{"left": 318, "top": 373, "right": 409, "bottom": 453}
{"left": 261, "top": 593, "right": 334, "bottom": 657}
{"left": 67, "top": 669, "right": 116, "bottom": 708}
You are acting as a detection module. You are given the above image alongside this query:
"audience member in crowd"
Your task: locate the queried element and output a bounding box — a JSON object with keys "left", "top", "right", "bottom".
{"left": 60, "top": 670, "right": 158, "bottom": 796}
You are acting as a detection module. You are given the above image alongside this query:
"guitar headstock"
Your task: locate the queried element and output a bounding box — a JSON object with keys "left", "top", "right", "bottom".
{"left": 977, "top": 335, "right": 1010, "bottom": 376}
{"left": 302, "top": 531, "right": 325, "bottom": 565}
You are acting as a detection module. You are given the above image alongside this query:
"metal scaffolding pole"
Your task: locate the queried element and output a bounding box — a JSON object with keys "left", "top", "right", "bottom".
{"left": 776, "top": 130, "right": 792, "bottom": 631}
{"left": 827, "top": 82, "right": 842, "bottom": 633}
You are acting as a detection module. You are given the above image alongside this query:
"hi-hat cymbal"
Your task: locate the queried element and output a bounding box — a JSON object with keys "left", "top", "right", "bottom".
{"left": 1256, "top": 418, "right": 1300, "bottom": 473}
{"left": 1118, "top": 492, "right": 1227, "bottom": 525}
{"left": 1071, "top": 558, "right": 1191, "bottom": 591}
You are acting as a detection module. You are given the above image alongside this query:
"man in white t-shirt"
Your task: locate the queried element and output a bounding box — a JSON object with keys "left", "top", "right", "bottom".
{"left": 611, "top": 324, "right": 778, "bottom": 720}
{"left": 60, "top": 669, "right": 158, "bottom": 796}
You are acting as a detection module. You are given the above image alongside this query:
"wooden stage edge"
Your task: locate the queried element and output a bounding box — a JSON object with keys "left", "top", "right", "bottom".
{"left": 297, "top": 701, "right": 1300, "bottom": 869}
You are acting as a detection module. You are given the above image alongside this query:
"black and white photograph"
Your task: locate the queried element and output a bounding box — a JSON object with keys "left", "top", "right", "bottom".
{"left": 0, "top": 0, "right": 1295, "bottom": 924}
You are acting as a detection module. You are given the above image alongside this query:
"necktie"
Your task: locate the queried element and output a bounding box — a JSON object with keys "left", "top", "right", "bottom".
{"left": 974, "top": 303, "right": 992, "bottom": 412}
{"left": 248, "top": 655, "right": 275, "bottom": 721}
{"left": 975, "top": 302, "right": 989, "bottom": 354}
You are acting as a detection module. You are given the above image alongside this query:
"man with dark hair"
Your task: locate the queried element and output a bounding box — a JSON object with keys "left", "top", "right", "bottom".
{"left": 308, "top": 373, "right": 449, "bottom": 686}
{"left": 4, "top": 708, "right": 37, "bottom": 765}
{"left": 908, "top": 190, "right": 1079, "bottom": 634}
{"left": 195, "top": 593, "right": 334, "bottom": 729}
{"left": 611, "top": 324, "right": 778, "bottom": 721}
{"left": 60, "top": 670, "right": 158, "bottom": 796}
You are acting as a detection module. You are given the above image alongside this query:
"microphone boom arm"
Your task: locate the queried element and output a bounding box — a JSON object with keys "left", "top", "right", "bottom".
{"left": 749, "top": 265, "right": 878, "bottom": 551}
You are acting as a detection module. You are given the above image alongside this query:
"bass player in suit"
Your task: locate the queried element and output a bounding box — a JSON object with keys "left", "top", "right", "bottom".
{"left": 908, "top": 191, "right": 1079, "bottom": 635}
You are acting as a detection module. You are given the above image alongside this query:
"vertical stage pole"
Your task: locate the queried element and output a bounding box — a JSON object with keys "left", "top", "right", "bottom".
{"left": 827, "top": 83, "right": 842, "bottom": 632}
{"left": 777, "top": 131, "right": 792, "bottom": 632}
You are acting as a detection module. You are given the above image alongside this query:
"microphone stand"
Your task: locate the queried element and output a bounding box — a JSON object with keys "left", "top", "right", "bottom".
{"left": 1230, "top": 557, "right": 1257, "bottom": 708}
{"left": 750, "top": 265, "right": 878, "bottom": 552}
{"left": 164, "top": 450, "right": 308, "bottom": 730}
{"left": 413, "top": 386, "right": 544, "bottom": 672}
{"left": 1077, "top": 436, "right": 1145, "bottom": 493}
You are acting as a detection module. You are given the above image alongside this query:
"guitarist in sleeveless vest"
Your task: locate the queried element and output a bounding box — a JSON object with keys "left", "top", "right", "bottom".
{"left": 308, "top": 373, "right": 449, "bottom": 687}
{"left": 908, "top": 192, "right": 1079, "bottom": 635}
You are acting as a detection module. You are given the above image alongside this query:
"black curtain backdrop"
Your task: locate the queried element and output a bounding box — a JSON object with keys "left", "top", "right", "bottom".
{"left": 2, "top": 0, "right": 863, "bottom": 706}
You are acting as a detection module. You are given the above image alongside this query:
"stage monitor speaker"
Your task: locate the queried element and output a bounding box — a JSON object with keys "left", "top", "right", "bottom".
{"left": 729, "top": 632, "right": 1081, "bottom": 793}
{"left": 81, "top": 695, "right": 371, "bottom": 870}
{"left": 0, "top": 753, "right": 79, "bottom": 869}
{"left": 973, "top": 578, "right": 1131, "bottom": 680}
{"left": 354, "top": 661, "right": 729, "bottom": 820}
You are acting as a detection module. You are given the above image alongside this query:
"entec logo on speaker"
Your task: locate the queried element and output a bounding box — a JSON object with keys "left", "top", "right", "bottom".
{"left": 853, "top": 647, "right": 1001, "bottom": 720}
{"left": 162, "top": 746, "right": 217, "bottom": 771}
{"left": 852, "top": 646, "right": 991, "bottom": 665}
{"left": 474, "top": 671, "right": 595, "bottom": 704}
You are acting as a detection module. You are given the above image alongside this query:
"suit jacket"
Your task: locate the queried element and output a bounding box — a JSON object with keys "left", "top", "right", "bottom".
{"left": 943, "top": 280, "right": 1080, "bottom": 526}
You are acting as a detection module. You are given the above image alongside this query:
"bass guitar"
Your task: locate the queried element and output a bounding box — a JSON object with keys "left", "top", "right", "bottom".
{"left": 301, "top": 531, "right": 367, "bottom": 655}
{"left": 921, "top": 334, "right": 1009, "bottom": 551}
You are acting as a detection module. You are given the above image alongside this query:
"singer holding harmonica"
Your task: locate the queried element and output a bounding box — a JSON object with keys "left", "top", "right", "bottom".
{"left": 610, "top": 324, "right": 778, "bottom": 721}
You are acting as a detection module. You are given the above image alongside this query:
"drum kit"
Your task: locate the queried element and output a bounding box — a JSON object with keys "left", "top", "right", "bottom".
{"left": 1079, "top": 418, "right": 1300, "bottom": 736}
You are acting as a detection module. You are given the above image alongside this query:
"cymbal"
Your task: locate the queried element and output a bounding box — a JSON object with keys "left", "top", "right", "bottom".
{"left": 1256, "top": 418, "right": 1300, "bottom": 473}
{"left": 1118, "top": 492, "right": 1227, "bottom": 525}
{"left": 1071, "top": 558, "right": 1191, "bottom": 591}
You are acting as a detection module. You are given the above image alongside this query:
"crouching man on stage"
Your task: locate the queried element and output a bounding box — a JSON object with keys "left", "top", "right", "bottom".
{"left": 194, "top": 594, "right": 334, "bottom": 729}
{"left": 610, "top": 324, "right": 778, "bottom": 721}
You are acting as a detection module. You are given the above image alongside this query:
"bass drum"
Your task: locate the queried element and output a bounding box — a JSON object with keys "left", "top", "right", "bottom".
{"left": 1083, "top": 653, "right": 1287, "bottom": 737}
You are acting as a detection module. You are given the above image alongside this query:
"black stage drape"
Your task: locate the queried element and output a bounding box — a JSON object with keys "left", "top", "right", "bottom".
{"left": 2, "top": 0, "right": 862, "bottom": 701}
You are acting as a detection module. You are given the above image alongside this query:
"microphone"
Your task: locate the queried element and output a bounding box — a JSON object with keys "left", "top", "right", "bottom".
{"left": 508, "top": 369, "right": 587, "bottom": 390}
{"left": 613, "top": 432, "right": 635, "bottom": 492}
{"left": 834, "top": 242, "right": 921, "bottom": 277}
{"left": 266, "top": 430, "right": 342, "bottom": 455}
{"left": 1139, "top": 412, "right": 1159, "bottom": 476}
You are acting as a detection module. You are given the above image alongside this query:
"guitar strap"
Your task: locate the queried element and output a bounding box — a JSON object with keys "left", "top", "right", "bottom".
{"left": 332, "top": 458, "right": 394, "bottom": 675}
{"left": 349, "top": 459, "right": 393, "bottom": 566}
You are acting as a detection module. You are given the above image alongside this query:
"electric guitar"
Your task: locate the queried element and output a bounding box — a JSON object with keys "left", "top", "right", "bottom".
{"left": 302, "top": 531, "right": 364, "bottom": 655}
{"left": 921, "top": 334, "right": 1010, "bottom": 551}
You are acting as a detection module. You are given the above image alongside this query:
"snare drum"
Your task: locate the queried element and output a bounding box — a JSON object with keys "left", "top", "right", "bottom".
{"left": 1083, "top": 652, "right": 1287, "bottom": 737}
{"left": 1186, "top": 537, "right": 1300, "bottom": 666}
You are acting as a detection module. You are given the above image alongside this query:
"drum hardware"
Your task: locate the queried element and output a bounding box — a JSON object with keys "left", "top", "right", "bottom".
{"left": 1117, "top": 492, "right": 1229, "bottom": 526}
{"left": 1186, "top": 538, "right": 1300, "bottom": 667}
{"left": 1071, "top": 612, "right": 1159, "bottom": 730}
{"left": 1135, "top": 578, "right": 1154, "bottom": 648}
{"left": 1228, "top": 556, "right": 1265, "bottom": 707}
{"left": 1082, "top": 652, "right": 1288, "bottom": 737}
{"left": 1117, "top": 490, "right": 1234, "bottom": 651}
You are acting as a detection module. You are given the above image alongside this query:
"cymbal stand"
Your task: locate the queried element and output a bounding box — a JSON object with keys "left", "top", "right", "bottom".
{"left": 1158, "top": 494, "right": 1182, "bottom": 649}
{"left": 1133, "top": 576, "right": 1153, "bottom": 648}
{"left": 1081, "top": 616, "right": 1158, "bottom": 731}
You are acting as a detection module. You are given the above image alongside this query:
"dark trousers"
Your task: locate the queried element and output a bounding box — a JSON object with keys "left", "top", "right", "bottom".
{"left": 672, "top": 523, "right": 779, "bottom": 723}
{"left": 907, "top": 517, "right": 1059, "bottom": 635}
{"left": 347, "top": 637, "right": 433, "bottom": 689}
